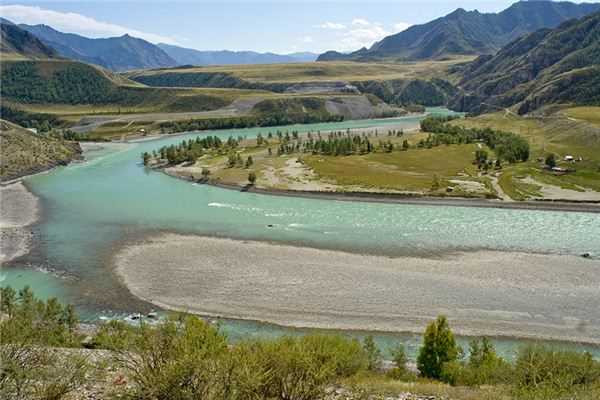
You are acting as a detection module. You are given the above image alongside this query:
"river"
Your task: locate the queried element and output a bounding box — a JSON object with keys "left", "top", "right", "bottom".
{"left": 2, "top": 109, "right": 599, "bottom": 359}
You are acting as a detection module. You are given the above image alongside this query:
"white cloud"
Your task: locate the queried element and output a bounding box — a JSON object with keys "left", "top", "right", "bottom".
{"left": 337, "top": 19, "right": 390, "bottom": 51}
{"left": 351, "top": 18, "right": 370, "bottom": 27}
{"left": 317, "top": 22, "right": 346, "bottom": 30}
{"left": 394, "top": 22, "right": 412, "bottom": 33}
{"left": 0, "top": 5, "right": 180, "bottom": 44}
{"left": 301, "top": 35, "right": 314, "bottom": 43}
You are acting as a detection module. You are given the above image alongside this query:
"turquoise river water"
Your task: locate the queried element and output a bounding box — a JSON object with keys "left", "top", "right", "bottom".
{"left": 2, "top": 109, "right": 600, "bottom": 359}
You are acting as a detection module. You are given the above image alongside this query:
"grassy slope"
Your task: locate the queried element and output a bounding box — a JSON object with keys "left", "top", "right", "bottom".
{"left": 0, "top": 119, "right": 81, "bottom": 181}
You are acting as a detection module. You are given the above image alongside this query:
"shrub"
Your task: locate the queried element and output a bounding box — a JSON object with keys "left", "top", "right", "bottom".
{"left": 117, "top": 315, "right": 229, "bottom": 400}
{"left": 513, "top": 345, "right": 600, "bottom": 398}
{"left": 363, "top": 335, "right": 382, "bottom": 371}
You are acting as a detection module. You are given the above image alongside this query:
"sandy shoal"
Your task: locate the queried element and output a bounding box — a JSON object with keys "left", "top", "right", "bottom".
{"left": 115, "top": 234, "right": 600, "bottom": 343}
{"left": 0, "top": 182, "right": 39, "bottom": 263}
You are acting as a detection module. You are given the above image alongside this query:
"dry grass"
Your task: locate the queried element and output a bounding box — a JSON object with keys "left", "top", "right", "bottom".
{"left": 132, "top": 59, "right": 473, "bottom": 83}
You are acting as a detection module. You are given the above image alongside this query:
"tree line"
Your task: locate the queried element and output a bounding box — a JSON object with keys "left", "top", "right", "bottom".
{"left": 2, "top": 286, "right": 599, "bottom": 400}
{"left": 420, "top": 116, "right": 530, "bottom": 163}
{"left": 158, "top": 112, "right": 344, "bottom": 135}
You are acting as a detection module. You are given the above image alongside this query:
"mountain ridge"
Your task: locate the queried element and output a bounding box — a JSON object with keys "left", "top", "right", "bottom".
{"left": 450, "top": 10, "right": 600, "bottom": 114}
{"left": 18, "top": 24, "right": 177, "bottom": 71}
{"left": 317, "top": 1, "right": 600, "bottom": 61}
{"left": 157, "top": 43, "right": 317, "bottom": 65}
{"left": 0, "top": 19, "right": 57, "bottom": 59}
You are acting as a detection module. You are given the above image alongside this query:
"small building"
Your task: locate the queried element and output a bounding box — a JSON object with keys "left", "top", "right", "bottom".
{"left": 26, "top": 128, "right": 38, "bottom": 134}
{"left": 564, "top": 155, "right": 574, "bottom": 162}
{"left": 552, "top": 167, "right": 567, "bottom": 173}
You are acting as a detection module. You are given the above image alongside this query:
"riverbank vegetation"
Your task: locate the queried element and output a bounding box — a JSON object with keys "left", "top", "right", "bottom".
{"left": 144, "top": 122, "right": 498, "bottom": 198}
{"left": 450, "top": 110, "right": 600, "bottom": 200}
{"left": 2, "top": 287, "right": 599, "bottom": 400}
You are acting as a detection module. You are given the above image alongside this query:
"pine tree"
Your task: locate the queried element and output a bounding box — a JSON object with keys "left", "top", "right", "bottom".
{"left": 417, "top": 315, "right": 459, "bottom": 379}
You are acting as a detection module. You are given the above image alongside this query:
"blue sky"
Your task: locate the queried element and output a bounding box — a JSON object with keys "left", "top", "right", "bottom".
{"left": 1, "top": 1, "right": 599, "bottom": 53}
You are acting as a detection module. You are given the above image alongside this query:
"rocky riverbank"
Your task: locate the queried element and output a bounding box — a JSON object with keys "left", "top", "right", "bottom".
{"left": 115, "top": 234, "right": 600, "bottom": 344}
{"left": 0, "top": 182, "right": 39, "bottom": 264}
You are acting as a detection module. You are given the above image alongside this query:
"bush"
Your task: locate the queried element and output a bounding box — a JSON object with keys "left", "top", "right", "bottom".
{"left": 117, "top": 315, "right": 229, "bottom": 400}
{"left": 513, "top": 345, "right": 600, "bottom": 398}
{"left": 230, "top": 334, "right": 367, "bottom": 400}
{"left": 0, "top": 286, "right": 89, "bottom": 400}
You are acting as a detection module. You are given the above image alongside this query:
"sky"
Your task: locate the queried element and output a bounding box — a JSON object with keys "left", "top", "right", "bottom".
{"left": 1, "top": 0, "right": 599, "bottom": 54}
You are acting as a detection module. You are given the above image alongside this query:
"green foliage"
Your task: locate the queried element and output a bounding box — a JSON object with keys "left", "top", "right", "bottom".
{"left": 440, "top": 337, "right": 511, "bottom": 386}
{"left": 0, "top": 61, "right": 230, "bottom": 112}
{"left": 513, "top": 345, "right": 600, "bottom": 398}
{"left": 248, "top": 171, "right": 257, "bottom": 185}
{"left": 0, "top": 286, "right": 80, "bottom": 347}
{"left": 362, "top": 336, "right": 381, "bottom": 371}
{"left": 545, "top": 153, "right": 557, "bottom": 169}
{"left": 109, "top": 316, "right": 368, "bottom": 400}
{"left": 0, "top": 106, "right": 61, "bottom": 132}
{"left": 417, "top": 315, "right": 460, "bottom": 379}
{"left": 0, "top": 286, "right": 89, "bottom": 400}
{"left": 421, "top": 116, "right": 530, "bottom": 163}
{"left": 118, "top": 315, "right": 229, "bottom": 400}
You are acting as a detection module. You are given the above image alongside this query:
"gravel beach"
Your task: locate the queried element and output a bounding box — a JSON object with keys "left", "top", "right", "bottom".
{"left": 0, "top": 182, "right": 39, "bottom": 264}
{"left": 115, "top": 234, "right": 600, "bottom": 344}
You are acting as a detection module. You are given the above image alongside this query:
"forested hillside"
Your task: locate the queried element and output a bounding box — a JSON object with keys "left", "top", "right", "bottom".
{"left": 451, "top": 11, "right": 600, "bottom": 114}
{"left": 0, "top": 60, "right": 231, "bottom": 111}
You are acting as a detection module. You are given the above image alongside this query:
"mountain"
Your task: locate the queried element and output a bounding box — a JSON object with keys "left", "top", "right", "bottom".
{"left": 19, "top": 24, "right": 176, "bottom": 71}
{"left": 157, "top": 43, "right": 317, "bottom": 65}
{"left": 317, "top": 1, "right": 600, "bottom": 61}
{"left": 0, "top": 18, "right": 57, "bottom": 59}
{"left": 450, "top": 11, "right": 600, "bottom": 114}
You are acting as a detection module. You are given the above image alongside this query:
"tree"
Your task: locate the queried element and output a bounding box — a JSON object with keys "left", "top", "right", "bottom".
{"left": 475, "top": 149, "right": 488, "bottom": 166}
{"left": 417, "top": 315, "right": 459, "bottom": 379}
{"left": 431, "top": 174, "right": 441, "bottom": 191}
{"left": 391, "top": 344, "right": 407, "bottom": 372}
{"left": 248, "top": 172, "right": 257, "bottom": 185}
{"left": 362, "top": 335, "right": 381, "bottom": 371}
{"left": 545, "top": 153, "right": 557, "bottom": 169}
{"left": 245, "top": 156, "right": 254, "bottom": 168}
{"left": 402, "top": 140, "right": 409, "bottom": 151}
{"left": 142, "top": 152, "right": 151, "bottom": 166}
{"left": 201, "top": 168, "right": 211, "bottom": 181}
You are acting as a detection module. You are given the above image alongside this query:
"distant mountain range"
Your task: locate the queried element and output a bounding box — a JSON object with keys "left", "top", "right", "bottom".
{"left": 157, "top": 43, "right": 317, "bottom": 65}
{"left": 451, "top": 10, "right": 600, "bottom": 114}
{"left": 318, "top": 1, "right": 600, "bottom": 61}
{"left": 8, "top": 22, "right": 316, "bottom": 71}
{"left": 0, "top": 18, "right": 57, "bottom": 59}
{"left": 18, "top": 24, "right": 177, "bottom": 71}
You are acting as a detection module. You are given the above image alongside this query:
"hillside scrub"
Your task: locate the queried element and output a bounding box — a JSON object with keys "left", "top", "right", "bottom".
{"left": 2, "top": 286, "right": 600, "bottom": 399}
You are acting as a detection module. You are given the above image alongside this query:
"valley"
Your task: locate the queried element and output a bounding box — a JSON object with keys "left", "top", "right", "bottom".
{"left": 1, "top": 2, "right": 600, "bottom": 398}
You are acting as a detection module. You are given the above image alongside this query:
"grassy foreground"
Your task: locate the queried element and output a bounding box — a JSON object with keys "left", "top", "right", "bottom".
{"left": 1, "top": 286, "right": 599, "bottom": 400}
